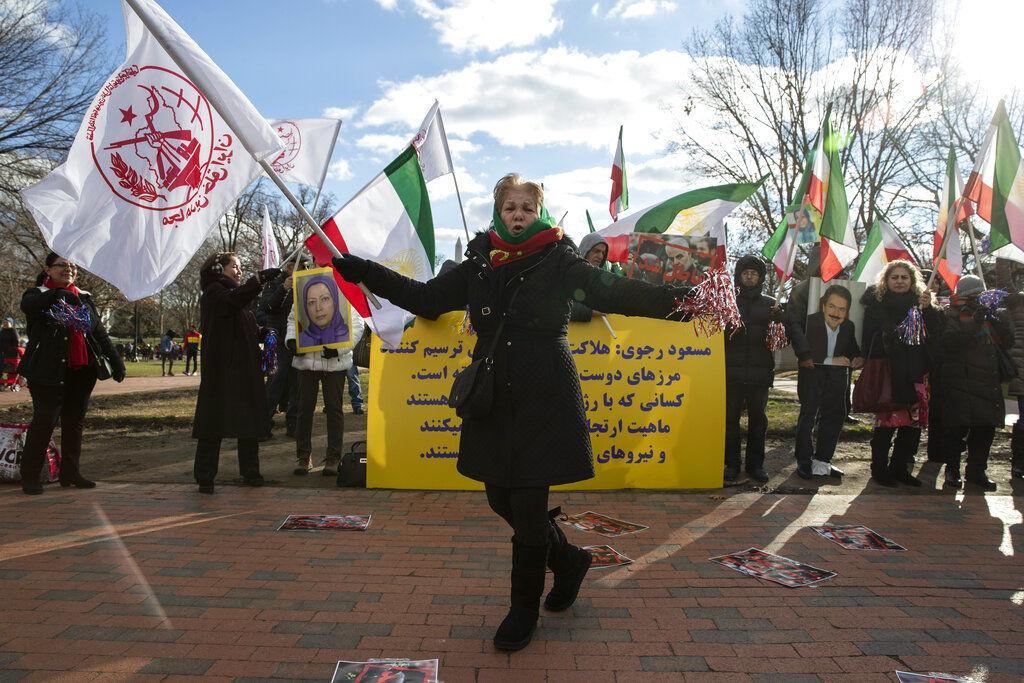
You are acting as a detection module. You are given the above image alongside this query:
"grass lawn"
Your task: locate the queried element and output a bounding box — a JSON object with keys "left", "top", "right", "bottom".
{"left": 122, "top": 359, "right": 185, "bottom": 378}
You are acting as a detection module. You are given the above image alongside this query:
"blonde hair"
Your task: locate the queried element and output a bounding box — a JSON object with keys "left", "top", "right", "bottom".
{"left": 875, "top": 259, "right": 927, "bottom": 301}
{"left": 493, "top": 173, "right": 544, "bottom": 210}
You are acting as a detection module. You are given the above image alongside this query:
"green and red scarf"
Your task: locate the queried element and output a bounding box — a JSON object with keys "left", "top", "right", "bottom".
{"left": 488, "top": 204, "right": 563, "bottom": 267}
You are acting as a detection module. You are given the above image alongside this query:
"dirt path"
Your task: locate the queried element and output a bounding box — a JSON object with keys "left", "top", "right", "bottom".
{"left": 0, "top": 374, "right": 197, "bottom": 406}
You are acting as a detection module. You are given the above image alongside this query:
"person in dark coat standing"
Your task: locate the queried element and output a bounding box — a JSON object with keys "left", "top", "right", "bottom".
{"left": 996, "top": 258, "right": 1024, "bottom": 480}
{"left": 940, "top": 275, "right": 1012, "bottom": 491}
{"left": 330, "top": 173, "right": 692, "bottom": 652}
{"left": 192, "top": 252, "right": 280, "bottom": 494}
{"left": 861, "top": 261, "right": 943, "bottom": 488}
{"left": 19, "top": 252, "right": 125, "bottom": 495}
{"left": 724, "top": 255, "right": 782, "bottom": 483}
{"left": 789, "top": 283, "right": 863, "bottom": 479}
{"left": 260, "top": 257, "right": 307, "bottom": 436}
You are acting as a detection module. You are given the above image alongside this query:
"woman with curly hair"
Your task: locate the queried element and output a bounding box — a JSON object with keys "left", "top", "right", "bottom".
{"left": 860, "top": 260, "right": 943, "bottom": 487}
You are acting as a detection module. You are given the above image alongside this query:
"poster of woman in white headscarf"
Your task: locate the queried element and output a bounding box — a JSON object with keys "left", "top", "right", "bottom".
{"left": 293, "top": 267, "right": 354, "bottom": 354}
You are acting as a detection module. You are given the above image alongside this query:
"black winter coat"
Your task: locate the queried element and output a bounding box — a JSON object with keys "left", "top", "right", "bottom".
{"left": 192, "top": 272, "right": 270, "bottom": 439}
{"left": 941, "top": 301, "right": 1013, "bottom": 427}
{"left": 360, "top": 232, "right": 686, "bottom": 487}
{"left": 20, "top": 286, "right": 124, "bottom": 386}
{"left": 860, "top": 287, "right": 944, "bottom": 406}
{"left": 726, "top": 257, "right": 779, "bottom": 387}
{"left": 257, "top": 276, "right": 293, "bottom": 335}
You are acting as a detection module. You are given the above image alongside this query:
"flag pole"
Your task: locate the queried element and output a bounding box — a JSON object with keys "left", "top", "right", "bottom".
{"left": 775, "top": 232, "right": 799, "bottom": 300}
{"left": 436, "top": 108, "right": 471, "bottom": 243}
{"left": 965, "top": 217, "right": 987, "bottom": 288}
{"left": 309, "top": 119, "right": 343, "bottom": 219}
{"left": 119, "top": 0, "right": 379, "bottom": 309}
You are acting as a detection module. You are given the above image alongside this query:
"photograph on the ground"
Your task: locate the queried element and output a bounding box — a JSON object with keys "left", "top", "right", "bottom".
{"left": 812, "top": 523, "right": 907, "bottom": 551}
{"left": 805, "top": 277, "right": 867, "bottom": 364}
{"left": 559, "top": 511, "right": 649, "bottom": 537}
{"left": 585, "top": 544, "right": 634, "bottom": 568}
{"left": 293, "top": 267, "right": 353, "bottom": 354}
{"left": 331, "top": 658, "right": 438, "bottom": 683}
{"left": 277, "top": 514, "right": 371, "bottom": 531}
{"left": 709, "top": 547, "right": 837, "bottom": 588}
{"left": 625, "top": 233, "right": 718, "bottom": 286}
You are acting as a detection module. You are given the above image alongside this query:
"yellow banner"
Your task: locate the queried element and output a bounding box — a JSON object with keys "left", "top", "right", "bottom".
{"left": 367, "top": 313, "right": 724, "bottom": 489}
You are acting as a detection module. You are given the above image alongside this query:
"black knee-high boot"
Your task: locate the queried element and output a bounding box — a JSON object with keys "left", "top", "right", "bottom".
{"left": 543, "top": 507, "right": 591, "bottom": 612}
{"left": 493, "top": 539, "right": 548, "bottom": 651}
{"left": 1012, "top": 422, "right": 1024, "bottom": 478}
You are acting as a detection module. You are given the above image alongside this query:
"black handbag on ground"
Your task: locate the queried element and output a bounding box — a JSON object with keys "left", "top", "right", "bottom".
{"left": 336, "top": 441, "right": 367, "bottom": 488}
{"left": 447, "top": 288, "right": 522, "bottom": 419}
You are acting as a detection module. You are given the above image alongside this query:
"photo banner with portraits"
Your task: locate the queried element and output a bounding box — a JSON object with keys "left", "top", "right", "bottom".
{"left": 625, "top": 234, "right": 719, "bottom": 287}
{"left": 805, "top": 278, "right": 867, "bottom": 365}
{"left": 365, "top": 312, "right": 725, "bottom": 490}
{"left": 293, "top": 266, "right": 354, "bottom": 354}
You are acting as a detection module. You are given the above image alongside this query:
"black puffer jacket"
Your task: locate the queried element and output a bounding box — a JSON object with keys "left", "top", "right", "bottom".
{"left": 20, "top": 285, "right": 124, "bottom": 386}
{"left": 860, "top": 286, "right": 944, "bottom": 406}
{"left": 941, "top": 299, "right": 1013, "bottom": 427}
{"left": 192, "top": 272, "right": 270, "bottom": 439}
{"left": 725, "top": 255, "right": 778, "bottom": 387}
{"left": 360, "top": 231, "right": 687, "bottom": 487}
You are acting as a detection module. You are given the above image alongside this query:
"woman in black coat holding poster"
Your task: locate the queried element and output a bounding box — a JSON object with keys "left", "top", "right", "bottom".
{"left": 331, "top": 173, "right": 691, "bottom": 652}
{"left": 192, "top": 252, "right": 279, "bottom": 494}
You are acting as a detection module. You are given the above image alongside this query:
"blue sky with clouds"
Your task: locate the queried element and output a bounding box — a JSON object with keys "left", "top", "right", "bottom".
{"left": 83, "top": 0, "right": 744, "bottom": 260}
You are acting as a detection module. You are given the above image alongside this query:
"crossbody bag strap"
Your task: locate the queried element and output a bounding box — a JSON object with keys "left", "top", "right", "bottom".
{"left": 481, "top": 283, "right": 526, "bottom": 362}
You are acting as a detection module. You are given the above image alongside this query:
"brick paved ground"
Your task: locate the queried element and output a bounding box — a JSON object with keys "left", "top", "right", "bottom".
{"left": 1, "top": 484, "right": 1022, "bottom": 681}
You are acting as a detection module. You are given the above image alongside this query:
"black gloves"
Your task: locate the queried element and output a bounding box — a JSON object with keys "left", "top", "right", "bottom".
{"left": 321, "top": 347, "right": 339, "bottom": 359}
{"left": 331, "top": 254, "right": 369, "bottom": 283}
{"left": 112, "top": 367, "right": 126, "bottom": 383}
{"left": 257, "top": 268, "right": 282, "bottom": 285}
{"left": 286, "top": 339, "right": 297, "bottom": 354}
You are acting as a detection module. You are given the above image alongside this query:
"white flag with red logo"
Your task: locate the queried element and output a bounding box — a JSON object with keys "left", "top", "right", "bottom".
{"left": 267, "top": 118, "right": 341, "bottom": 188}
{"left": 411, "top": 100, "right": 454, "bottom": 183}
{"left": 20, "top": 0, "right": 281, "bottom": 301}
{"left": 261, "top": 205, "right": 280, "bottom": 269}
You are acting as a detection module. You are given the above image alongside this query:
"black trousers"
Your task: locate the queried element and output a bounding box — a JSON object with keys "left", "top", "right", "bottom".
{"left": 295, "top": 370, "right": 345, "bottom": 465}
{"left": 946, "top": 426, "right": 995, "bottom": 476}
{"left": 724, "top": 383, "right": 769, "bottom": 472}
{"left": 265, "top": 345, "right": 298, "bottom": 428}
{"left": 184, "top": 348, "right": 198, "bottom": 374}
{"left": 870, "top": 426, "right": 921, "bottom": 475}
{"left": 21, "top": 367, "right": 97, "bottom": 484}
{"left": 485, "top": 484, "right": 550, "bottom": 547}
{"left": 193, "top": 437, "right": 260, "bottom": 485}
{"left": 795, "top": 366, "right": 848, "bottom": 466}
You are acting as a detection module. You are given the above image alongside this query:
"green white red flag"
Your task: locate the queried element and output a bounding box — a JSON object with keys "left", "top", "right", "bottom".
{"left": 609, "top": 125, "right": 628, "bottom": 221}
{"left": 934, "top": 148, "right": 969, "bottom": 291}
{"left": 597, "top": 178, "right": 766, "bottom": 264}
{"left": 306, "top": 146, "right": 434, "bottom": 348}
{"left": 963, "top": 100, "right": 1024, "bottom": 254}
{"left": 852, "top": 218, "right": 915, "bottom": 284}
{"left": 762, "top": 108, "right": 853, "bottom": 282}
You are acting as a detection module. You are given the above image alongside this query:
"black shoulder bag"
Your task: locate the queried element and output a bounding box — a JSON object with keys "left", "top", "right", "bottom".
{"left": 447, "top": 287, "right": 522, "bottom": 419}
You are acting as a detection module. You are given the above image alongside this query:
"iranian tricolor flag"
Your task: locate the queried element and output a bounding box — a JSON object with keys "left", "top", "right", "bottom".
{"left": 762, "top": 107, "right": 854, "bottom": 282}
{"left": 963, "top": 100, "right": 1024, "bottom": 253}
{"left": 609, "top": 125, "right": 628, "bottom": 221}
{"left": 597, "top": 178, "right": 765, "bottom": 263}
{"left": 852, "top": 218, "right": 916, "bottom": 284}
{"left": 934, "top": 148, "right": 969, "bottom": 291}
{"left": 306, "top": 145, "right": 434, "bottom": 348}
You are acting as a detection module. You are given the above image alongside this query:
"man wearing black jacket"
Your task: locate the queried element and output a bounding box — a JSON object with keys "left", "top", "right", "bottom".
{"left": 260, "top": 258, "right": 307, "bottom": 436}
{"left": 724, "top": 255, "right": 780, "bottom": 484}
{"left": 789, "top": 283, "right": 863, "bottom": 479}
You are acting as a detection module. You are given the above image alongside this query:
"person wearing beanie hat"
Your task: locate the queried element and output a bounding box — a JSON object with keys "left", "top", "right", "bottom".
{"left": 940, "top": 274, "right": 1013, "bottom": 490}
{"left": 723, "top": 254, "right": 784, "bottom": 484}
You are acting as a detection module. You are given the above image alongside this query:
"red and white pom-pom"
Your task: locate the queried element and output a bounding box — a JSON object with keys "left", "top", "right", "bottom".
{"left": 766, "top": 320, "right": 789, "bottom": 351}
{"left": 673, "top": 268, "right": 744, "bottom": 338}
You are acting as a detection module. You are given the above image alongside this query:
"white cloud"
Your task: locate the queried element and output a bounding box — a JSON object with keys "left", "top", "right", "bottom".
{"left": 323, "top": 106, "right": 359, "bottom": 123}
{"left": 374, "top": 0, "right": 399, "bottom": 9}
{"left": 327, "top": 158, "right": 354, "bottom": 181}
{"left": 591, "top": 3, "right": 600, "bottom": 16}
{"left": 356, "top": 133, "right": 409, "bottom": 155}
{"left": 607, "top": 0, "right": 677, "bottom": 19}
{"left": 360, "top": 47, "right": 694, "bottom": 156}
{"left": 408, "top": 0, "right": 562, "bottom": 54}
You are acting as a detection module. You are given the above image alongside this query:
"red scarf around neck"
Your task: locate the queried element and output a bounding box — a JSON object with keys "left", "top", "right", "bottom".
{"left": 44, "top": 278, "right": 89, "bottom": 368}
{"left": 488, "top": 226, "right": 563, "bottom": 267}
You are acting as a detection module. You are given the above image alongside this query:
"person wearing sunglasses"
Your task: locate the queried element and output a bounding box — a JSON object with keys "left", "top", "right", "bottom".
{"left": 18, "top": 252, "right": 125, "bottom": 495}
